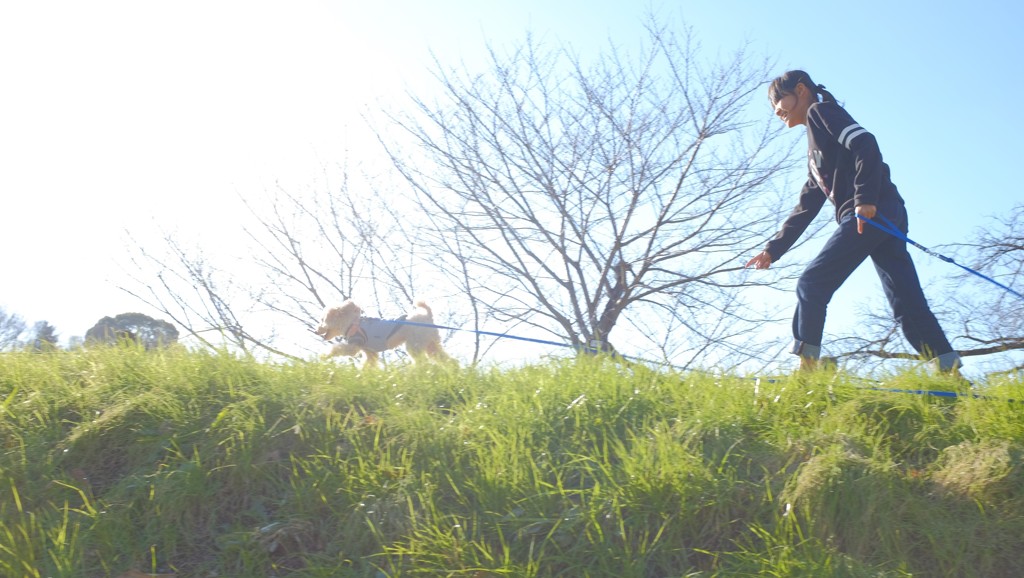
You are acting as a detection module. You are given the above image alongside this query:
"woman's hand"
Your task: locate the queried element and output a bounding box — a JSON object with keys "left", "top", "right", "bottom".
{"left": 745, "top": 250, "right": 773, "bottom": 270}
{"left": 856, "top": 204, "right": 877, "bottom": 234}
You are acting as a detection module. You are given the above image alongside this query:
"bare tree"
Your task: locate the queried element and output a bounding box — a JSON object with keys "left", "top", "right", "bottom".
{"left": 118, "top": 165, "right": 468, "bottom": 362}
{"left": 950, "top": 204, "right": 1024, "bottom": 370}
{"left": 117, "top": 18, "right": 816, "bottom": 369}
{"left": 121, "top": 232, "right": 269, "bottom": 354}
{"left": 373, "top": 20, "right": 801, "bottom": 368}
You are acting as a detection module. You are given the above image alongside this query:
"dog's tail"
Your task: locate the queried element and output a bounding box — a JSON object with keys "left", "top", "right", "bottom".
{"left": 413, "top": 300, "right": 434, "bottom": 318}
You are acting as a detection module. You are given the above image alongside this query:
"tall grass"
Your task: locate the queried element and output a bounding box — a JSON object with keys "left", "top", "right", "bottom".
{"left": 1, "top": 345, "right": 1021, "bottom": 577}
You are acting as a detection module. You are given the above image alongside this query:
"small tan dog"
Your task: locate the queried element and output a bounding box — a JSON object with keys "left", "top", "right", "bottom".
{"left": 315, "top": 300, "right": 452, "bottom": 368}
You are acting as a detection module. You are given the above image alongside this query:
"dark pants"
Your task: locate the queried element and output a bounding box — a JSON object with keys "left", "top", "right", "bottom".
{"left": 791, "top": 209, "right": 960, "bottom": 370}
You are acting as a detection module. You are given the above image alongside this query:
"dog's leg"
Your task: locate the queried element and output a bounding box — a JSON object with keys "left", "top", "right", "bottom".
{"left": 407, "top": 339, "right": 453, "bottom": 365}
{"left": 361, "top": 350, "right": 380, "bottom": 369}
{"left": 426, "top": 342, "right": 454, "bottom": 364}
{"left": 327, "top": 342, "right": 364, "bottom": 360}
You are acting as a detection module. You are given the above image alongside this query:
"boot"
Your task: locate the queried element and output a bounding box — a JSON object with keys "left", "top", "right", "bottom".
{"left": 799, "top": 355, "right": 837, "bottom": 372}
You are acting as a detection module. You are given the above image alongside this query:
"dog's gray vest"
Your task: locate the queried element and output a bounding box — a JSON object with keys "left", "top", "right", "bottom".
{"left": 346, "top": 316, "right": 406, "bottom": 353}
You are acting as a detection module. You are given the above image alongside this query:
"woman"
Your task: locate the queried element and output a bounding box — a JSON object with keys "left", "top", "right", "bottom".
{"left": 746, "top": 70, "right": 960, "bottom": 373}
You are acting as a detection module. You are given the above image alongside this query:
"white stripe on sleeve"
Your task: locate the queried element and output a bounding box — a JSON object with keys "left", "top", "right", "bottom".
{"left": 838, "top": 124, "right": 868, "bottom": 148}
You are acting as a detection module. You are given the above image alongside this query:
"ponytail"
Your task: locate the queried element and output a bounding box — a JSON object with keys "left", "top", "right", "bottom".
{"left": 815, "top": 83, "right": 837, "bottom": 103}
{"left": 768, "top": 70, "right": 837, "bottom": 104}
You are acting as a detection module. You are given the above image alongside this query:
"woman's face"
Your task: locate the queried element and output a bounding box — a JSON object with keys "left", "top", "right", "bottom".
{"left": 772, "top": 83, "right": 812, "bottom": 128}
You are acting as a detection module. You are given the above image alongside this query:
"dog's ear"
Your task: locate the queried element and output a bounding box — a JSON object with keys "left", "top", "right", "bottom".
{"left": 341, "top": 300, "right": 361, "bottom": 316}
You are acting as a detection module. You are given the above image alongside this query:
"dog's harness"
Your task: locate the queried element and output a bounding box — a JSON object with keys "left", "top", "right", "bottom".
{"left": 343, "top": 315, "right": 407, "bottom": 353}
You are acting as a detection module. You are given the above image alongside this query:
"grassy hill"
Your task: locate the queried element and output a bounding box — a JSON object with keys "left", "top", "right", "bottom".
{"left": 1, "top": 346, "right": 1022, "bottom": 577}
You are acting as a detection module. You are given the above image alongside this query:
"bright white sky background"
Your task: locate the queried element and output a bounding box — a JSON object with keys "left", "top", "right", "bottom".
{"left": 2, "top": 1, "right": 1021, "bottom": 370}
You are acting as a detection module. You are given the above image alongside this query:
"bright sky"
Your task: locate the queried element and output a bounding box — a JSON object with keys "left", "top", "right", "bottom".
{"left": 2, "top": 1, "right": 1021, "bottom": 367}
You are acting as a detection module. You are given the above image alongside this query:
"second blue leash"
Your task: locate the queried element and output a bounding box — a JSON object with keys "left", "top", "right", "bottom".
{"left": 856, "top": 214, "right": 1024, "bottom": 302}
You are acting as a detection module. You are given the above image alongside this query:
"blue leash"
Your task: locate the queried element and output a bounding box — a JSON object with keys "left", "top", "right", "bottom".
{"left": 755, "top": 376, "right": 1019, "bottom": 403}
{"left": 398, "top": 319, "right": 691, "bottom": 369}
{"left": 404, "top": 319, "right": 1021, "bottom": 401}
{"left": 857, "top": 214, "right": 1024, "bottom": 302}
{"left": 399, "top": 319, "right": 600, "bottom": 354}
